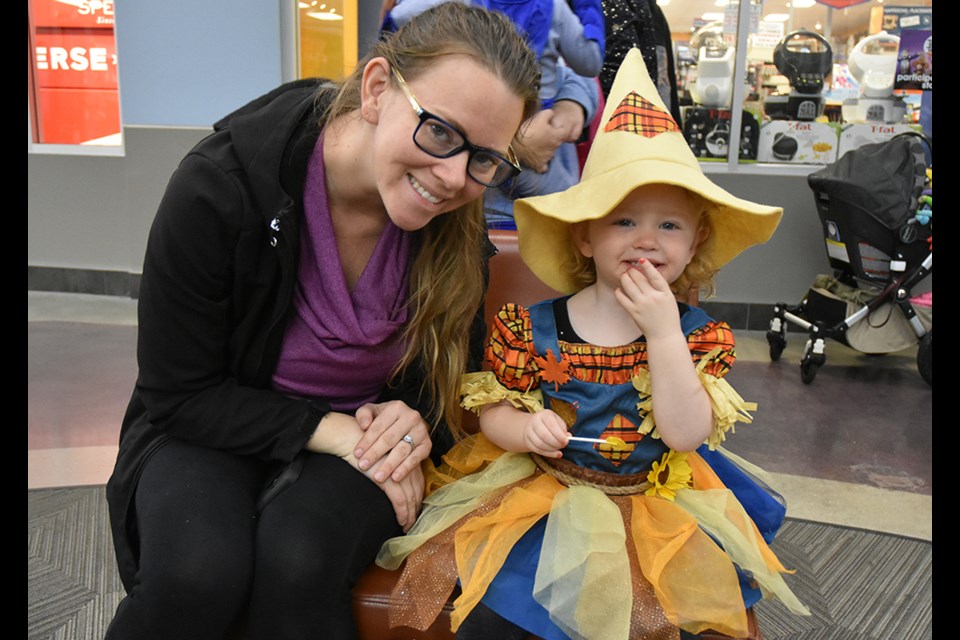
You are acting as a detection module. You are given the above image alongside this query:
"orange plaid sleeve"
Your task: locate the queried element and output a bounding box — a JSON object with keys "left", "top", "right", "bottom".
{"left": 689, "top": 321, "right": 737, "bottom": 378}
{"left": 483, "top": 304, "right": 541, "bottom": 392}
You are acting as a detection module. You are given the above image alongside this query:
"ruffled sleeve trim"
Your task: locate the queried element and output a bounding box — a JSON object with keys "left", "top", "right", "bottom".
{"left": 459, "top": 371, "right": 544, "bottom": 415}
{"left": 632, "top": 347, "right": 757, "bottom": 449}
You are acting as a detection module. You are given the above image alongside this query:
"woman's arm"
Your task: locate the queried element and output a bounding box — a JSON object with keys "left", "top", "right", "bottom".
{"left": 134, "top": 149, "right": 326, "bottom": 462}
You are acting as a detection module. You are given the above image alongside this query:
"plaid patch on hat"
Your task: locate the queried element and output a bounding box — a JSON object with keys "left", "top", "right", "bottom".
{"left": 604, "top": 92, "right": 679, "bottom": 137}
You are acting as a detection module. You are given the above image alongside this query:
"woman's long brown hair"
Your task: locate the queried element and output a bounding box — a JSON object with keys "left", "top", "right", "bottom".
{"left": 318, "top": 3, "right": 541, "bottom": 439}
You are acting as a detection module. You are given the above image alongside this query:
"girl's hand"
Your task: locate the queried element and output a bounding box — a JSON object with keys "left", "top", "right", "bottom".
{"left": 615, "top": 258, "right": 682, "bottom": 340}
{"left": 353, "top": 401, "right": 432, "bottom": 483}
{"left": 521, "top": 410, "right": 570, "bottom": 458}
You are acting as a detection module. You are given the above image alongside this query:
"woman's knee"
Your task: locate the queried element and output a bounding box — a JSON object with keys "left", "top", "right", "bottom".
{"left": 132, "top": 440, "right": 263, "bottom": 607}
{"left": 255, "top": 454, "right": 401, "bottom": 587}
{"left": 137, "top": 527, "right": 256, "bottom": 606}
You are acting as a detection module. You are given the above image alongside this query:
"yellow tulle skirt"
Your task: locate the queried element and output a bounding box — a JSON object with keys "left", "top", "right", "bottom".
{"left": 377, "top": 434, "right": 809, "bottom": 639}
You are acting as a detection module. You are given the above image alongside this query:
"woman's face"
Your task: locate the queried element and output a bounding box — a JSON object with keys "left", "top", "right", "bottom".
{"left": 366, "top": 55, "right": 526, "bottom": 231}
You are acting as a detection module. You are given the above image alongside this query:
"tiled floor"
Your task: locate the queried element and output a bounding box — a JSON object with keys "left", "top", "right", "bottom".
{"left": 27, "top": 291, "right": 933, "bottom": 540}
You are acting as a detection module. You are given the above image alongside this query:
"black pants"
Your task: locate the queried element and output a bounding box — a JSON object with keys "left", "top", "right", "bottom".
{"left": 104, "top": 439, "right": 401, "bottom": 640}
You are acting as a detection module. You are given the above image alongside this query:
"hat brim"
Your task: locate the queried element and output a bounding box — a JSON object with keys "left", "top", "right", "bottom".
{"left": 515, "top": 134, "right": 782, "bottom": 294}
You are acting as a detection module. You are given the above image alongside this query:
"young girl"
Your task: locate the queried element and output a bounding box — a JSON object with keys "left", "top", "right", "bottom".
{"left": 376, "top": 48, "right": 810, "bottom": 640}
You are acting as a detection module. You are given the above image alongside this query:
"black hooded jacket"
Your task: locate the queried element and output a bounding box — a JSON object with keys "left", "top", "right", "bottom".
{"left": 106, "top": 79, "right": 489, "bottom": 591}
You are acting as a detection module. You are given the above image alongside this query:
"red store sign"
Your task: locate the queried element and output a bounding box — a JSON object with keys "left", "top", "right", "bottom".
{"left": 31, "top": 0, "right": 115, "bottom": 29}
{"left": 29, "top": 0, "right": 121, "bottom": 145}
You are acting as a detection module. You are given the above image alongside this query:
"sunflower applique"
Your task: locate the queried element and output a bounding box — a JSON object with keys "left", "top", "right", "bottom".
{"left": 645, "top": 450, "right": 693, "bottom": 501}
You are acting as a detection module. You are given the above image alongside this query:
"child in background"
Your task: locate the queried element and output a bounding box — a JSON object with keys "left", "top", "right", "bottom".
{"left": 377, "top": 48, "right": 810, "bottom": 640}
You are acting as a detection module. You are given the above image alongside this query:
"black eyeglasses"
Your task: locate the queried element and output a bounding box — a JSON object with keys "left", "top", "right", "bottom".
{"left": 392, "top": 68, "right": 521, "bottom": 188}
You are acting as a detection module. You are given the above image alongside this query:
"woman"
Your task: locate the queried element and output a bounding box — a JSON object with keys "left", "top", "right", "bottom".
{"left": 103, "top": 4, "right": 541, "bottom": 639}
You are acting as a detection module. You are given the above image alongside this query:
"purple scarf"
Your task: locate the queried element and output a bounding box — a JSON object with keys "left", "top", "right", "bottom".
{"left": 272, "top": 135, "right": 411, "bottom": 411}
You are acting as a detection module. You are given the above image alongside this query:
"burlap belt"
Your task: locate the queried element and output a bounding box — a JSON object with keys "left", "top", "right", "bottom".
{"left": 531, "top": 453, "right": 652, "bottom": 496}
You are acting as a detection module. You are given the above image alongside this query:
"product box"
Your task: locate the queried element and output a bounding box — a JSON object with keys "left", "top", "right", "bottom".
{"left": 837, "top": 123, "right": 923, "bottom": 159}
{"left": 756, "top": 120, "right": 840, "bottom": 164}
{"left": 681, "top": 107, "right": 760, "bottom": 160}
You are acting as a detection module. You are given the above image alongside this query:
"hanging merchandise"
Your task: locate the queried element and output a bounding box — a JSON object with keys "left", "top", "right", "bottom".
{"left": 894, "top": 27, "right": 932, "bottom": 92}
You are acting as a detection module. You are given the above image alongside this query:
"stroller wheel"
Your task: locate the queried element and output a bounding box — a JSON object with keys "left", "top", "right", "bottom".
{"left": 767, "top": 330, "right": 786, "bottom": 361}
{"left": 917, "top": 330, "right": 932, "bottom": 387}
{"left": 800, "top": 351, "right": 825, "bottom": 384}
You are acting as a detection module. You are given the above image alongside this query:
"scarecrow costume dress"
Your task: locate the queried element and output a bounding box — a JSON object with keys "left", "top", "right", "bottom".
{"left": 377, "top": 297, "right": 810, "bottom": 640}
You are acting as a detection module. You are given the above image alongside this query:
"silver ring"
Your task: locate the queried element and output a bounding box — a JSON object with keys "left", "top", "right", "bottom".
{"left": 402, "top": 434, "right": 415, "bottom": 447}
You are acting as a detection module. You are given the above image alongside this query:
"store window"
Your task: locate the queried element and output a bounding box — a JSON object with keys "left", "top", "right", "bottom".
{"left": 658, "top": 0, "right": 932, "bottom": 169}
{"left": 27, "top": 0, "right": 122, "bottom": 151}
{"left": 297, "top": 1, "right": 358, "bottom": 81}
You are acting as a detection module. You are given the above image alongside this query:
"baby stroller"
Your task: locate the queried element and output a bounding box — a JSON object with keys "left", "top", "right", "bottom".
{"left": 767, "top": 131, "right": 932, "bottom": 385}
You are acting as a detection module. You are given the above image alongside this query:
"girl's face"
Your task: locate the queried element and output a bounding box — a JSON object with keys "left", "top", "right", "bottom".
{"left": 573, "top": 184, "right": 708, "bottom": 290}
{"left": 363, "top": 55, "right": 525, "bottom": 232}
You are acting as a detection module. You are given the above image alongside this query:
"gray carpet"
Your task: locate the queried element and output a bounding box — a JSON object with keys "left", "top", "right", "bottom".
{"left": 28, "top": 486, "right": 932, "bottom": 640}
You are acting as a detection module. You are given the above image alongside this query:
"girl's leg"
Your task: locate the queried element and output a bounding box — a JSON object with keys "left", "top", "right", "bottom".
{"left": 246, "top": 453, "right": 402, "bottom": 640}
{"left": 104, "top": 439, "right": 264, "bottom": 640}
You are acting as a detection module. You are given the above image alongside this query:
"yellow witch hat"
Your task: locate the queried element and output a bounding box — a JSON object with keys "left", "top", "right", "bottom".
{"left": 513, "top": 47, "right": 783, "bottom": 294}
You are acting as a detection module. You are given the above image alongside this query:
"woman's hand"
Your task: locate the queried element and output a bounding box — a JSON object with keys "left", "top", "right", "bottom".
{"left": 353, "top": 401, "right": 432, "bottom": 483}
{"left": 305, "top": 410, "right": 425, "bottom": 531}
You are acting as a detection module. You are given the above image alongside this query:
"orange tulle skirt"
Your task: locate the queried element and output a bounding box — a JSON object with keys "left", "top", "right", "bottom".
{"left": 377, "top": 434, "right": 808, "bottom": 639}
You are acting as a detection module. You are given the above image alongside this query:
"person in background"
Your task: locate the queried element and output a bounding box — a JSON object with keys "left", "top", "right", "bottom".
{"left": 376, "top": 47, "right": 810, "bottom": 640}
{"left": 103, "top": 4, "right": 541, "bottom": 639}
{"left": 383, "top": 0, "right": 605, "bottom": 229}
{"left": 600, "top": 0, "right": 681, "bottom": 123}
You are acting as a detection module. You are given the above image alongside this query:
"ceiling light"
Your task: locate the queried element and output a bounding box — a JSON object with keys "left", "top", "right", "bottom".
{"left": 790, "top": 0, "right": 816, "bottom": 7}
{"left": 307, "top": 9, "right": 342, "bottom": 21}
{"left": 701, "top": 12, "right": 725, "bottom": 21}
{"left": 714, "top": 0, "right": 729, "bottom": 6}
{"left": 763, "top": 13, "right": 791, "bottom": 22}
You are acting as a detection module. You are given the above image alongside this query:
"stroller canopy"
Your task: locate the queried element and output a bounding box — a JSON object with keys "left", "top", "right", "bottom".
{"left": 807, "top": 133, "right": 928, "bottom": 232}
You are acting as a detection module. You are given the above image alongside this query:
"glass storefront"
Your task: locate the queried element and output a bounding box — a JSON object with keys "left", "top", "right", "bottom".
{"left": 658, "top": 0, "right": 931, "bottom": 167}
{"left": 27, "top": 0, "right": 930, "bottom": 168}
